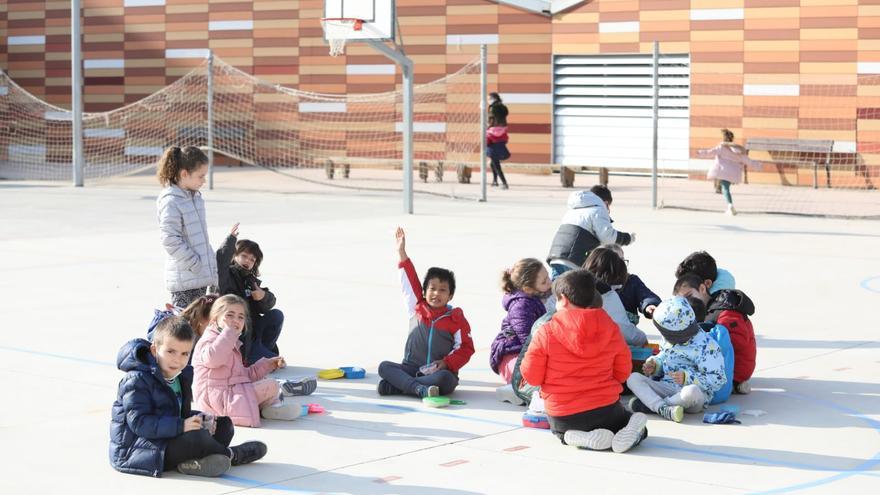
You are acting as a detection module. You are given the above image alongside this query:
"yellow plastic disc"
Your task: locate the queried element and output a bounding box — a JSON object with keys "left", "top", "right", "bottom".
{"left": 318, "top": 368, "right": 345, "bottom": 380}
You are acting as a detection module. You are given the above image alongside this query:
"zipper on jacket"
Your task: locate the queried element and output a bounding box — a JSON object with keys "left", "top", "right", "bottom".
{"left": 426, "top": 310, "right": 452, "bottom": 365}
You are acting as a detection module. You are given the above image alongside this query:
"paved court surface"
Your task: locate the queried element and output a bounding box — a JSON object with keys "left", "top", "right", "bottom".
{"left": 1, "top": 167, "right": 878, "bottom": 494}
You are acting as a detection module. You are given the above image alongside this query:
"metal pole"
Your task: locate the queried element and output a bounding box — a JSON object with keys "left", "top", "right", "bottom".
{"left": 71, "top": 0, "right": 84, "bottom": 187}
{"left": 402, "top": 60, "right": 414, "bottom": 214}
{"left": 207, "top": 50, "right": 214, "bottom": 190}
{"left": 651, "top": 41, "right": 659, "bottom": 209}
{"left": 479, "top": 44, "right": 487, "bottom": 203}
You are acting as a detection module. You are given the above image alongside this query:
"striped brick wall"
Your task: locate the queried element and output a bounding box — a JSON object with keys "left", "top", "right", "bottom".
{"left": 3, "top": 0, "right": 880, "bottom": 173}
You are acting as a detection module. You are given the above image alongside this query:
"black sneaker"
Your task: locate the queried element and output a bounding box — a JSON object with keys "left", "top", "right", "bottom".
{"left": 281, "top": 377, "right": 317, "bottom": 397}
{"left": 177, "top": 454, "right": 231, "bottom": 477}
{"left": 377, "top": 379, "right": 401, "bottom": 396}
{"left": 416, "top": 385, "right": 439, "bottom": 398}
{"left": 628, "top": 397, "right": 652, "bottom": 415}
{"left": 230, "top": 441, "right": 268, "bottom": 466}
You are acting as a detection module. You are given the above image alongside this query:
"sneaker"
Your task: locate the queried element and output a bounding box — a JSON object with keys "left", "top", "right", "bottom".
{"left": 563, "top": 429, "right": 614, "bottom": 451}
{"left": 495, "top": 384, "right": 525, "bottom": 406}
{"left": 377, "top": 379, "right": 401, "bottom": 396}
{"left": 628, "top": 397, "right": 652, "bottom": 415}
{"left": 230, "top": 441, "right": 268, "bottom": 466}
{"left": 260, "top": 401, "right": 304, "bottom": 421}
{"left": 657, "top": 404, "right": 685, "bottom": 423}
{"left": 612, "top": 413, "right": 648, "bottom": 453}
{"left": 177, "top": 454, "right": 231, "bottom": 477}
{"left": 735, "top": 380, "right": 751, "bottom": 395}
{"left": 416, "top": 385, "right": 439, "bottom": 398}
{"left": 280, "top": 377, "right": 317, "bottom": 397}
{"left": 725, "top": 205, "right": 737, "bottom": 216}
{"left": 501, "top": 184, "right": 509, "bottom": 190}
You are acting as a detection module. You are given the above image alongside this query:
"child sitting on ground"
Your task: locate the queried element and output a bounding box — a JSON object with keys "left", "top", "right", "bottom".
{"left": 627, "top": 297, "right": 727, "bottom": 422}
{"left": 377, "top": 227, "right": 475, "bottom": 398}
{"left": 147, "top": 294, "right": 218, "bottom": 350}
{"left": 675, "top": 250, "right": 735, "bottom": 293}
{"left": 674, "top": 272, "right": 756, "bottom": 394}
{"left": 546, "top": 185, "right": 635, "bottom": 280}
{"left": 110, "top": 316, "right": 267, "bottom": 478}
{"left": 489, "top": 258, "right": 550, "bottom": 384}
{"left": 688, "top": 297, "right": 735, "bottom": 404}
{"left": 583, "top": 248, "right": 647, "bottom": 346}
{"left": 603, "top": 244, "right": 661, "bottom": 324}
{"left": 217, "top": 223, "right": 284, "bottom": 364}
{"left": 193, "top": 295, "right": 313, "bottom": 427}
{"left": 520, "top": 270, "right": 647, "bottom": 453}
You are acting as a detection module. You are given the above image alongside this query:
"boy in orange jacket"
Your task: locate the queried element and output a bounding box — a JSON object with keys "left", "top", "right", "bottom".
{"left": 521, "top": 269, "right": 647, "bottom": 453}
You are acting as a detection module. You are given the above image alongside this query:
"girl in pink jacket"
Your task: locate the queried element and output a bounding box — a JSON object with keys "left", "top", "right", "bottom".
{"left": 193, "top": 295, "right": 304, "bottom": 426}
{"left": 698, "top": 129, "right": 761, "bottom": 216}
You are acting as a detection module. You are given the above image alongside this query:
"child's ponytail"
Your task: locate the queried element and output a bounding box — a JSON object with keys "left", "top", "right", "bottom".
{"left": 501, "top": 258, "right": 545, "bottom": 294}
{"left": 157, "top": 145, "right": 208, "bottom": 186}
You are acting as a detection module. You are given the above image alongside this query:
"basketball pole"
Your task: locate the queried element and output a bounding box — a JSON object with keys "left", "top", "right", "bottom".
{"left": 367, "top": 40, "right": 414, "bottom": 214}
{"left": 71, "top": 0, "right": 84, "bottom": 187}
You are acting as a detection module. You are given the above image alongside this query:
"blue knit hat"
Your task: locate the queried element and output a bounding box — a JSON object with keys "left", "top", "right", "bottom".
{"left": 653, "top": 296, "right": 699, "bottom": 345}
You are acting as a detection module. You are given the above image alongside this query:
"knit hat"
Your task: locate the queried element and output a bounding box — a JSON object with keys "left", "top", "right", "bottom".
{"left": 652, "top": 296, "right": 699, "bottom": 345}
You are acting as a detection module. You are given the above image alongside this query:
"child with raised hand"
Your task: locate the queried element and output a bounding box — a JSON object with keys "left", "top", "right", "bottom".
{"left": 156, "top": 146, "right": 217, "bottom": 309}
{"left": 490, "top": 258, "right": 549, "bottom": 384}
{"left": 675, "top": 250, "right": 735, "bottom": 294}
{"left": 217, "top": 223, "right": 285, "bottom": 365}
{"left": 110, "top": 316, "right": 267, "bottom": 478}
{"left": 377, "top": 227, "right": 475, "bottom": 399}
{"left": 193, "top": 295, "right": 309, "bottom": 427}
{"left": 520, "top": 270, "right": 647, "bottom": 453}
{"left": 592, "top": 245, "right": 661, "bottom": 325}
{"left": 626, "top": 297, "right": 727, "bottom": 423}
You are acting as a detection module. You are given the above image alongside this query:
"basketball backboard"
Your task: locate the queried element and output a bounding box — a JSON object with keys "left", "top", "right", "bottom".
{"left": 323, "top": 0, "right": 396, "bottom": 41}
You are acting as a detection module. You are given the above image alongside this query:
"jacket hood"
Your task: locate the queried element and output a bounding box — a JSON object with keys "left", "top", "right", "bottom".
{"left": 567, "top": 191, "right": 606, "bottom": 210}
{"left": 158, "top": 184, "right": 195, "bottom": 201}
{"left": 117, "top": 338, "right": 156, "bottom": 373}
{"left": 487, "top": 126, "right": 508, "bottom": 138}
{"left": 545, "top": 308, "right": 615, "bottom": 358}
{"left": 709, "top": 290, "right": 755, "bottom": 316}
{"left": 502, "top": 290, "right": 543, "bottom": 311}
{"left": 417, "top": 303, "right": 466, "bottom": 326}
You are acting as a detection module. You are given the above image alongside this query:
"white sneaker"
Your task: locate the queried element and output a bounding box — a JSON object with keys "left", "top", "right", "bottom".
{"left": 564, "top": 429, "right": 614, "bottom": 450}
{"left": 495, "top": 384, "right": 525, "bottom": 405}
{"left": 725, "top": 205, "right": 737, "bottom": 216}
{"left": 528, "top": 391, "right": 545, "bottom": 414}
{"left": 612, "top": 412, "right": 647, "bottom": 453}
{"left": 260, "top": 400, "right": 305, "bottom": 421}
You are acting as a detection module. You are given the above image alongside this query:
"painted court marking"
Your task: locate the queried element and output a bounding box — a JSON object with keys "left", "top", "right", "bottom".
{"left": 860, "top": 275, "right": 880, "bottom": 293}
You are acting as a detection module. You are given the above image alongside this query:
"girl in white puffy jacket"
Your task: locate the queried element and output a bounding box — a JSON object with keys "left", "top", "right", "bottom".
{"left": 156, "top": 146, "right": 217, "bottom": 308}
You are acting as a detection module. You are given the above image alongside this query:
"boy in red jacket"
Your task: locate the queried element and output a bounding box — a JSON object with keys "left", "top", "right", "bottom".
{"left": 521, "top": 269, "right": 647, "bottom": 453}
{"left": 377, "top": 227, "right": 475, "bottom": 399}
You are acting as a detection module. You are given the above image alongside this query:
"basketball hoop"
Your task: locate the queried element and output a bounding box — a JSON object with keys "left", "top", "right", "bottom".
{"left": 321, "top": 18, "right": 363, "bottom": 57}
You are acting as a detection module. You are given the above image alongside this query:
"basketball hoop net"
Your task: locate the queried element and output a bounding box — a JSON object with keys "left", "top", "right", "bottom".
{"left": 321, "top": 18, "right": 363, "bottom": 57}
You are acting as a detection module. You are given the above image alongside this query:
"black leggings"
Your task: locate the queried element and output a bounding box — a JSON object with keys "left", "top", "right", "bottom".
{"left": 163, "top": 416, "right": 234, "bottom": 470}
{"left": 548, "top": 401, "right": 631, "bottom": 443}
{"left": 490, "top": 158, "right": 508, "bottom": 186}
{"left": 378, "top": 361, "right": 459, "bottom": 396}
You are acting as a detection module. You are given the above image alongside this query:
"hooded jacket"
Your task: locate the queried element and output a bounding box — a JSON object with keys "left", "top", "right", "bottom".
{"left": 706, "top": 289, "right": 756, "bottom": 383}
{"left": 157, "top": 184, "right": 217, "bottom": 292}
{"left": 489, "top": 290, "right": 547, "bottom": 373}
{"left": 699, "top": 143, "right": 761, "bottom": 184}
{"left": 520, "top": 307, "right": 631, "bottom": 417}
{"left": 547, "top": 191, "right": 632, "bottom": 268}
{"left": 646, "top": 330, "right": 727, "bottom": 404}
{"left": 109, "top": 339, "right": 197, "bottom": 477}
{"left": 398, "top": 257, "right": 475, "bottom": 373}
{"left": 217, "top": 234, "right": 278, "bottom": 319}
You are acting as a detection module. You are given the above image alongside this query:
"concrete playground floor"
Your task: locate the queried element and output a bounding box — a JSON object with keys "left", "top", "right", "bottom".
{"left": 1, "top": 166, "right": 878, "bottom": 494}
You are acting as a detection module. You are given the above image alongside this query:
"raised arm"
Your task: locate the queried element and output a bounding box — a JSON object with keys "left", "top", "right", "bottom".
{"left": 396, "top": 227, "right": 422, "bottom": 317}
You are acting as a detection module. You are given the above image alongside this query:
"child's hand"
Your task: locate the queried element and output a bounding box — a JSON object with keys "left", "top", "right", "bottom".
{"left": 251, "top": 281, "right": 266, "bottom": 301}
{"left": 230, "top": 222, "right": 240, "bottom": 237}
{"left": 432, "top": 360, "right": 448, "bottom": 371}
{"left": 270, "top": 356, "right": 286, "bottom": 370}
{"left": 642, "top": 360, "right": 656, "bottom": 376}
{"left": 670, "top": 371, "right": 686, "bottom": 385}
{"left": 395, "top": 226, "right": 408, "bottom": 261}
{"left": 183, "top": 415, "right": 203, "bottom": 432}
{"left": 644, "top": 305, "right": 657, "bottom": 318}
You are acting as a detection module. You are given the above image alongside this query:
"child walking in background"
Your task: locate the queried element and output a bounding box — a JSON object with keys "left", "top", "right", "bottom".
{"left": 627, "top": 297, "right": 727, "bottom": 423}
{"left": 521, "top": 270, "right": 647, "bottom": 453}
{"left": 698, "top": 128, "right": 761, "bottom": 216}
{"left": 546, "top": 186, "right": 635, "bottom": 280}
{"left": 156, "top": 146, "right": 217, "bottom": 308}
{"left": 217, "top": 223, "right": 285, "bottom": 364}
{"left": 110, "top": 316, "right": 267, "bottom": 478}
{"left": 193, "top": 295, "right": 311, "bottom": 427}
{"left": 486, "top": 115, "right": 510, "bottom": 189}
{"left": 377, "top": 227, "right": 475, "bottom": 399}
{"left": 489, "top": 258, "right": 550, "bottom": 384}
{"left": 675, "top": 250, "right": 736, "bottom": 294}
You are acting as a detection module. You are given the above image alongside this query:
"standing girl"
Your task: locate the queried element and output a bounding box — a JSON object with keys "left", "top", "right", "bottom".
{"left": 489, "top": 258, "right": 550, "bottom": 384}
{"left": 157, "top": 146, "right": 217, "bottom": 308}
{"left": 192, "top": 295, "right": 305, "bottom": 427}
{"left": 486, "top": 116, "right": 511, "bottom": 189}
{"left": 698, "top": 129, "right": 761, "bottom": 216}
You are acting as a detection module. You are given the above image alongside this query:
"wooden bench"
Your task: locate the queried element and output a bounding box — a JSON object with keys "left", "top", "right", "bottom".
{"left": 745, "top": 138, "right": 834, "bottom": 189}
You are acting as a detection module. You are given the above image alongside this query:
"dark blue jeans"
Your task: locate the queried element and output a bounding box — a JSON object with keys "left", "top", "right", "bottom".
{"left": 247, "top": 309, "right": 284, "bottom": 363}
{"left": 378, "top": 361, "right": 459, "bottom": 396}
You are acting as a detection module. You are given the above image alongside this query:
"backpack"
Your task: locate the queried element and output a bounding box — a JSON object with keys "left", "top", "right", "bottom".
{"left": 510, "top": 312, "right": 554, "bottom": 405}
{"left": 701, "top": 322, "right": 734, "bottom": 405}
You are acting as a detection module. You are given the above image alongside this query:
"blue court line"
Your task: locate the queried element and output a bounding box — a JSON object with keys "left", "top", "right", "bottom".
{"left": 860, "top": 276, "right": 880, "bottom": 293}
{"left": 219, "top": 474, "right": 317, "bottom": 493}
{"left": 325, "top": 395, "right": 521, "bottom": 428}
{"left": 0, "top": 345, "right": 115, "bottom": 367}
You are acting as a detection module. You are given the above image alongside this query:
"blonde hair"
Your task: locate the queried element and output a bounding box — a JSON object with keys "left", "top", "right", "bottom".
{"left": 501, "top": 258, "right": 545, "bottom": 294}
{"left": 156, "top": 146, "right": 208, "bottom": 186}
{"left": 208, "top": 294, "right": 249, "bottom": 333}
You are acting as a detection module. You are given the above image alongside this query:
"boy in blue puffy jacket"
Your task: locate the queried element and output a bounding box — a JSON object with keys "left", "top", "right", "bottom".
{"left": 110, "top": 316, "right": 266, "bottom": 477}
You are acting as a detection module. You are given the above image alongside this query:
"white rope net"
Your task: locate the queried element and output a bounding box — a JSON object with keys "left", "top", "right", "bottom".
{"left": 0, "top": 56, "right": 483, "bottom": 197}
{"left": 321, "top": 19, "right": 361, "bottom": 57}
